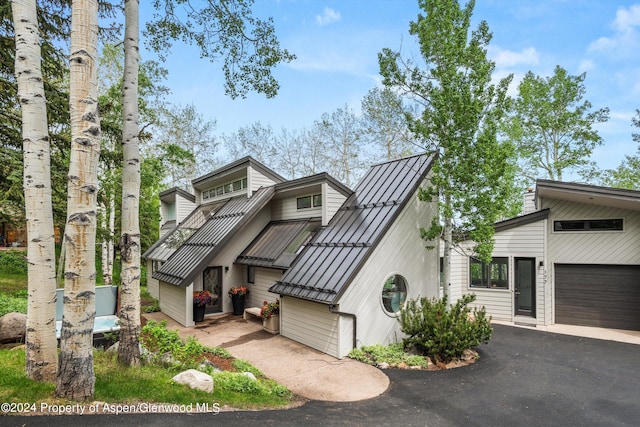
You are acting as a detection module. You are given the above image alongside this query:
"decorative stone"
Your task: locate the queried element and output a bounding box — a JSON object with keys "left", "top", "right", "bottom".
{"left": 242, "top": 372, "right": 257, "bottom": 381}
{"left": 172, "top": 369, "right": 214, "bottom": 393}
{"left": 377, "top": 362, "right": 390, "bottom": 369}
{"left": 0, "top": 312, "right": 27, "bottom": 344}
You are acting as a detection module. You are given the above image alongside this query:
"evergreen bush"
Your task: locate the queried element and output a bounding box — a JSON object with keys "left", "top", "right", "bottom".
{"left": 398, "top": 294, "right": 492, "bottom": 363}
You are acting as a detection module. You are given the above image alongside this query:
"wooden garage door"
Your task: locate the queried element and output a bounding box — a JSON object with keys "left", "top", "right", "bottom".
{"left": 555, "top": 264, "right": 640, "bottom": 330}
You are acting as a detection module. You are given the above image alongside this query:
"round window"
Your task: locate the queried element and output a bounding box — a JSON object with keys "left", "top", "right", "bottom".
{"left": 381, "top": 274, "right": 408, "bottom": 314}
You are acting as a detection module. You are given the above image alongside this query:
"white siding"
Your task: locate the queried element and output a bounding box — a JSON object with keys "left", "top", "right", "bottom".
{"left": 246, "top": 267, "right": 282, "bottom": 308}
{"left": 147, "top": 259, "right": 159, "bottom": 299}
{"left": 159, "top": 282, "right": 191, "bottom": 326}
{"left": 543, "top": 199, "right": 640, "bottom": 265}
{"left": 271, "top": 196, "right": 321, "bottom": 221}
{"left": 338, "top": 181, "right": 439, "bottom": 357}
{"left": 176, "top": 194, "right": 195, "bottom": 223}
{"left": 322, "top": 182, "right": 348, "bottom": 225}
{"left": 248, "top": 165, "right": 279, "bottom": 194}
{"left": 449, "top": 219, "right": 546, "bottom": 325}
{"left": 280, "top": 296, "right": 340, "bottom": 358}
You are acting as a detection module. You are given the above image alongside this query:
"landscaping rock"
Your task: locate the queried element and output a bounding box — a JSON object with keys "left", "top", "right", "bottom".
{"left": 0, "top": 312, "right": 26, "bottom": 344}
{"left": 242, "top": 372, "right": 257, "bottom": 381}
{"left": 172, "top": 369, "right": 214, "bottom": 393}
{"left": 377, "top": 362, "right": 390, "bottom": 369}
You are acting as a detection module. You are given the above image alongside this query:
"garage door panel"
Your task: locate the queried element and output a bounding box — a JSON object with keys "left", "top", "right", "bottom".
{"left": 555, "top": 264, "right": 640, "bottom": 330}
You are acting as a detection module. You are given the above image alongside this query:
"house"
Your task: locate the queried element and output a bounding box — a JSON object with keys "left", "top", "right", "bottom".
{"left": 448, "top": 180, "right": 640, "bottom": 332}
{"left": 143, "top": 154, "right": 440, "bottom": 358}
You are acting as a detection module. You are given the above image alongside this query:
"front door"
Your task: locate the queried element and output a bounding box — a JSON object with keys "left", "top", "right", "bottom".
{"left": 203, "top": 267, "right": 223, "bottom": 314}
{"left": 514, "top": 258, "right": 536, "bottom": 317}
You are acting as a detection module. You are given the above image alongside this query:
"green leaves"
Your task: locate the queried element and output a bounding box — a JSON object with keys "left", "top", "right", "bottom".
{"left": 145, "top": 0, "right": 295, "bottom": 99}
{"left": 507, "top": 65, "right": 609, "bottom": 181}
{"left": 380, "top": 0, "right": 517, "bottom": 265}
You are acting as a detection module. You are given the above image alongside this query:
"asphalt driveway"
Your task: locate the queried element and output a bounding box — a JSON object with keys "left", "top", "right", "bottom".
{"left": 10, "top": 324, "right": 640, "bottom": 426}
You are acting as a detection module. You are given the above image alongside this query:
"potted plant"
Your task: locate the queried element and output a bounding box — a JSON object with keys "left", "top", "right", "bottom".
{"left": 261, "top": 299, "right": 280, "bottom": 334}
{"left": 193, "top": 290, "right": 212, "bottom": 322}
{"left": 228, "top": 286, "right": 249, "bottom": 315}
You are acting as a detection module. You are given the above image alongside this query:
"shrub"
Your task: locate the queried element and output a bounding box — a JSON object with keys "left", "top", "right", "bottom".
{"left": 0, "top": 251, "right": 28, "bottom": 275}
{"left": 398, "top": 294, "right": 492, "bottom": 363}
{"left": 348, "top": 343, "right": 428, "bottom": 368}
{"left": 0, "top": 293, "right": 28, "bottom": 316}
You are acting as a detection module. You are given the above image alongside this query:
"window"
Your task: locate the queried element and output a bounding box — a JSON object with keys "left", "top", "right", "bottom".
{"left": 233, "top": 180, "right": 242, "bottom": 191}
{"left": 297, "top": 196, "right": 312, "bottom": 209}
{"left": 554, "top": 219, "right": 623, "bottom": 232}
{"left": 381, "top": 274, "right": 408, "bottom": 314}
{"left": 216, "top": 186, "right": 224, "bottom": 196}
{"left": 224, "top": 183, "right": 233, "bottom": 193}
{"left": 297, "top": 194, "right": 322, "bottom": 210}
{"left": 242, "top": 178, "right": 248, "bottom": 188}
{"left": 247, "top": 265, "right": 255, "bottom": 284}
{"left": 202, "top": 190, "right": 209, "bottom": 200}
{"left": 470, "top": 257, "right": 508, "bottom": 289}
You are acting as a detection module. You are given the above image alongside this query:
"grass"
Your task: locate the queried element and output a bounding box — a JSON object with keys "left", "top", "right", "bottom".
{"left": 0, "top": 348, "right": 292, "bottom": 410}
{"left": 0, "top": 250, "right": 293, "bottom": 410}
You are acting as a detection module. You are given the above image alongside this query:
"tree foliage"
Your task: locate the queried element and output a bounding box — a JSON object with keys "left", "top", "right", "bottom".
{"left": 601, "top": 109, "right": 640, "bottom": 190}
{"left": 146, "top": 0, "right": 295, "bottom": 99}
{"left": 379, "top": 0, "right": 516, "bottom": 284}
{"left": 506, "top": 65, "right": 609, "bottom": 182}
{"left": 399, "top": 294, "right": 492, "bottom": 363}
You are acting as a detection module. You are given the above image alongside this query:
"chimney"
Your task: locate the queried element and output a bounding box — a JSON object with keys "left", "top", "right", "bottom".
{"left": 523, "top": 187, "right": 536, "bottom": 215}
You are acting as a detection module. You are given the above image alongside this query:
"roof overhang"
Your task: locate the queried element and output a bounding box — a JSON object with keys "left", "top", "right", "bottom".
{"left": 536, "top": 180, "right": 640, "bottom": 212}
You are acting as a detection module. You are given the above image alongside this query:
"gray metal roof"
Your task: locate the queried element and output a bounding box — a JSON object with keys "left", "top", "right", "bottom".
{"left": 269, "top": 154, "right": 435, "bottom": 304}
{"left": 143, "top": 200, "right": 227, "bottom": 261}
{"left": 159, "top": 186, "right": 196, "bottom": 203}
{"left": 152, "top": 186, "right": 275, "bottom": 286}
{"left": 191, "top": 156, "right": 286, "bottom": 188}
{"left": 235, "top": 219, "right": 321, "bottom": 269}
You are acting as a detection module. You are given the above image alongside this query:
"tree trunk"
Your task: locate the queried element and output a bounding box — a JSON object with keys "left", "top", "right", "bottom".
{"left": 442, "top": 193, "right": 452, "bottom": 301}
{"left": 117, "top": 0, "right": 141, "bottom": 367}
{"left": 56, "top": 0, "right": 100, "bottom": 400}
{"left": 12, "top": 0, "right": 58, "bottom": 382}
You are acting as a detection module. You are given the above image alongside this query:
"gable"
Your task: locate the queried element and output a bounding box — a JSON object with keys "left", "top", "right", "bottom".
{"left": 270, "top": 154, "right": 435, "bottom": 304}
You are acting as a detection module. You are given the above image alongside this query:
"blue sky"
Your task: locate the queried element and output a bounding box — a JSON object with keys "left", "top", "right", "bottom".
{"left": 139, "top": 1, "right": 640, "bottom": 174}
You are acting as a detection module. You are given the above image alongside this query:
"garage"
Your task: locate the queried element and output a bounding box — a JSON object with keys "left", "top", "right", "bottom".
{"left": 555, "top": 264, "right": 640, "bottom": 330}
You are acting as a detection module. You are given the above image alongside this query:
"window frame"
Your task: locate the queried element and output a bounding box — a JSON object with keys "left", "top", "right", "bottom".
{"left": 469, "top": 257, "right": 509, "bottom": 289}
{"left": 553, "top": 218, "right": 623, "bottom": 232}
{"left": 381, "top": 274, "right": 408, "bottom": 315}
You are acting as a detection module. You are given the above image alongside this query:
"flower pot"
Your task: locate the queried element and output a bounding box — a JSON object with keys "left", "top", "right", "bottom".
{"left": 231, "top": 294, "right": 245, "bottom": 316}
{"left": 263, "top": 315, "right": 279, "bottom": 334}
{"left": 193, "top": 303, "right": 206, "bottom": 322}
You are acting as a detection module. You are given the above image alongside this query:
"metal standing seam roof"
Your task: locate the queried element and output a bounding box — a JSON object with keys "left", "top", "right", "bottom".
{"left": 269, "top": 153, "right": 435, "bottom": 304}
{"left": 152, "top": 186, "right": 275, "bottom": 286}
{"left": 142, "top": 200, "right": 227, "bottom": 262}
{"left": 235, "top": 219, "right": 321, "bottom": 269}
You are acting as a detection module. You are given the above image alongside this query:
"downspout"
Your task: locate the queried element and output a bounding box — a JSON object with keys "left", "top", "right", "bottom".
{"left": 329, "top": 304, "right": 357, "bottom": 351}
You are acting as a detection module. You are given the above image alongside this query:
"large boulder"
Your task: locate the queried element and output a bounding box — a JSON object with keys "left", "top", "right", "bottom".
{"left": 0, "top": 312, "right": 27, "bottom": 344}
{"left": 172, "top": 369, "right": 214, "bottom": 393}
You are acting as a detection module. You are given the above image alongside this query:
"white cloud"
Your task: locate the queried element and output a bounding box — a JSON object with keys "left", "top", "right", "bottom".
{"left": 612, "top": 4, "right": 640, "bottom": 33}
{"left": 578, "top": 59, "right": 595, "bottom": 73}
{"left": 316, "top": 7, "right": 341, "bottom": 26}
{"left": 489, "top": 46, "right": 540, "bottom": 68}
{"left": 588, "top": 4, "right": 640, "bottom": 58}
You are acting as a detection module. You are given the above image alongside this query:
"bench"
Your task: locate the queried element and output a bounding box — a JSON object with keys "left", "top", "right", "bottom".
{"left": 243, "top": 307, "right": 262, "bottom": 321}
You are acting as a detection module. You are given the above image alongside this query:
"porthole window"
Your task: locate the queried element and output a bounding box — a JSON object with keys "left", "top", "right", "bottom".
{"left": 381, "top": 274, "right": 407, "bottom": 314}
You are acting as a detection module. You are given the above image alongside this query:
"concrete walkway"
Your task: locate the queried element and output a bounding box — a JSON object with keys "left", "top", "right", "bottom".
{"left": 143, "top": 312, "right": 389, "bottom": 402}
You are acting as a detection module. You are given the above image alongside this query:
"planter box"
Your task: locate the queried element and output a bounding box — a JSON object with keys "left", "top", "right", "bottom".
{"left": 262, "top": 315, "right": 279, "bottom": 334}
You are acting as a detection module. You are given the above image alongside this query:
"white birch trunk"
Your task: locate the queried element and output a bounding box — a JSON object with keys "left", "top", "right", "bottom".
{"left": 118, "top": 0, "right": 141, "bottom": 366}
{"left": 56, "top": 0, "right": 100, "bottom": 400}
{"left": 12, "top": 0, "right": 58, "bottom": 382}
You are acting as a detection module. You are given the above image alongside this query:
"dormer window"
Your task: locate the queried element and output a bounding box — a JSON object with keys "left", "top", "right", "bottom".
{"left": 297, "top": 194, "right": 322, "bottom": 210}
